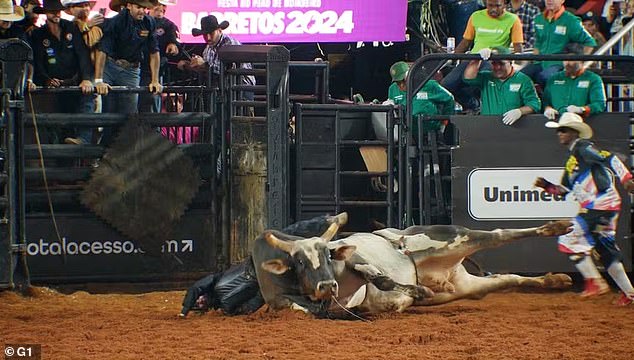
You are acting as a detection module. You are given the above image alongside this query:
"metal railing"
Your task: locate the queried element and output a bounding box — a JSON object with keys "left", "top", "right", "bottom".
{"left": 591, "top": 17, "right": 634, "bottom": 112}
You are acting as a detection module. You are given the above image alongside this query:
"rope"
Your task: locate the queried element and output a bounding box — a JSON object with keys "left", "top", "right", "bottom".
{"left": 330, "top": 295, "right": 371, "bottom": 323}
{"left": 27, "top": 92, "right": 65, "bottom": 257}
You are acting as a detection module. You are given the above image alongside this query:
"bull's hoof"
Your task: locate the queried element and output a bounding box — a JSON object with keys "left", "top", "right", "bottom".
{"left": 543, "top": 273, "right": 573, "bottom": 289}
{"left": 537, "top": 220, "right": 573, "bottom": 237}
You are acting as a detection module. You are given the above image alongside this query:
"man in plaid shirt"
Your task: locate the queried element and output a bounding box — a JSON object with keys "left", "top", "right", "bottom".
{"left": 184, "top": 15, "right": 255, "bottom": 90}
{"left": 507, "top": 0, "right": 541, "bottom": 48}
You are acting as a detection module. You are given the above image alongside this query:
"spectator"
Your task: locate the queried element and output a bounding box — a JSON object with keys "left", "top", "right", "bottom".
{"left": 62, "top": 0, "right": 104, "bottom": 64}
{"left": 178, "top": 15, "right": 255, "bottom": 91}
{"left": 441, "top": 0, "right": 524, "bottom": 111}
{"left": 543, "top": 57, "right": 606, "bottom": 119}
{"left": 521, "top": 0, "right": 596, "bottom": 86}
{"left": 507, "top": 0, "right": 541, "bottom": 48}
{"left": 463, "top": 46, "right": 541, "bottom": 125}
{"left": 139, "top": 0, "right": 179, "bottom": 113}
{"left": 62, "top": 0, "right": 105, "bottom": 139}
{"left": 580, "top": 11, "right": 607, "bottom": 48}
{"left": 15, "top": 0, "right": 39, "bottom": 35}
{"left": 0, "top": 0, "right": 34, "bottom": 93}
{"left": 0, "top": 0, "right": 26, "bottom": 40}
{"left": 603, "top": 0, "right": 633, "bottom": 37}
{"left": 94, "top": 0, "right": 162, "bottom": 119}
{"left": 387, "top": 61, "right": 455, "bottom": 135}
{"left": 30, "top": 0, "right": 94, "bottom": 144}
{"left": 535, "top": 113, "right": 634, "bottom": 305}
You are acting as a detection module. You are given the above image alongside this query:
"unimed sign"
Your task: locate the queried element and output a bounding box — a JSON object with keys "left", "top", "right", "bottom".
{"left": 92, "top": 0, "right": 408, "bottom": 43}
{"left": 468, "top": 168, "right": 579, "bottom": 221}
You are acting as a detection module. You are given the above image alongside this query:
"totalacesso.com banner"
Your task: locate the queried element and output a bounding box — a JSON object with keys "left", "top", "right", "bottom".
{"left": 91, "top": 0, "right": 408, "bottom": 43}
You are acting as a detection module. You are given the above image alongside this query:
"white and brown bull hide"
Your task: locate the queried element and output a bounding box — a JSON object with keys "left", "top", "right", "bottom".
{"left": 328, "top": 220, "right": 574, "bottom": 315}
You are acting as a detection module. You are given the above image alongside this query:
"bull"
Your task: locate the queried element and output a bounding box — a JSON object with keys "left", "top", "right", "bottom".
{"left": 326, "top": 218, "right": 574, "bottom": 315}
{"left": 252, "top": 213, "right": 573, "bottom": 316}
{"left": 252, "top": 213, "right": 433, "bottom": 317}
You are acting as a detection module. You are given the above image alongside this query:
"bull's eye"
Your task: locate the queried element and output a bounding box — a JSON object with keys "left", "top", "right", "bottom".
{"left": 297, "top": 259, "right": 304, "bottom": 267}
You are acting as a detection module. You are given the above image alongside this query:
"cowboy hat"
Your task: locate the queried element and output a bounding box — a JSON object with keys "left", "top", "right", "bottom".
{"left": 61, "top": 0, "right": 97, "bottom": 8}
{"left": 109, "top": 0, "right": 155, "bottom": 12}
{"left": 545, "top": 112, "right": 593, "bottom": 139}
{"left": 192, "top": 15, "right": 229, "bottom": 36}
{"left": 0, "top": 0, "right": 25, "bottom": 21}
{"left": 34, "top": 0, "right": 66, "bottom": 14}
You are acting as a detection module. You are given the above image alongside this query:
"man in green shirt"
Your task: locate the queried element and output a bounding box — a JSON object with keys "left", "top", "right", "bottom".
{"left": 388, "top": 61, "right": 455, "bottom": 134}
{"left": 542, "top": 59, "right": 606, "bottom": 119}
{"left": 441, "top": 0, "right": 524, "bottom": 111}
{"left": 463, "top": 47, "right": 541, "bottom": 124}
{"left": 520, "top": 0, "right": 596, "bottom": 86}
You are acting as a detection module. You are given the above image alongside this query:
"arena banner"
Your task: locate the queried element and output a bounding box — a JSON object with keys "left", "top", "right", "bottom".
{"left": 91, "top": 0, "right": 408, "bottom": 44}
{"left": 450, "top": 114, "right": 632, "bottom": 273}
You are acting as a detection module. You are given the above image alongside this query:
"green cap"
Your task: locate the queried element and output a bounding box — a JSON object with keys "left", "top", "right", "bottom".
{"left": 390, "top": 61, "right": 409, "bottom": 82}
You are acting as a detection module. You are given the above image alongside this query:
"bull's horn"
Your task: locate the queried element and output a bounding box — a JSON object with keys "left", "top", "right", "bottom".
{"left": 264, "top": 231, "right": 294, "bottom": 254}
{"left": 332, "top": 212, "right": 348, "bottom": 225}
{"left": 320, "top": 222, "right": 340, "bottom": 242}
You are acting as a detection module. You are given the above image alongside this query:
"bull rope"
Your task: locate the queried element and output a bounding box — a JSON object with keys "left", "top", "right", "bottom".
{"left": 330, "top": 295, "right": 371, "bottom": 323}
{"left": 27, "top": 92, "right": 65, "bottom": 260}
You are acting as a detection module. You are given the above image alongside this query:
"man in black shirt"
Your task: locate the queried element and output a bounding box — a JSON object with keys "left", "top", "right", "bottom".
{"left": 138, "top": 1, "right": 179, "bottom": 113}
{"left": 94, "top": 0, "right": 162, "bottom": 117}
{"left": 30, "top": 0, "right": 95, "bottom": 144}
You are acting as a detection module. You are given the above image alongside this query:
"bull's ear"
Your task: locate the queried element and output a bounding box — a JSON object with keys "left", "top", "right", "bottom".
{"left": 330, "top": 245, "right": 356, "bottom": 261}
{"left": 320, "top": 222, "right": 340, "bottom": 242}
{"left": 261, "top": 259, "right": 290, "bottom": 275}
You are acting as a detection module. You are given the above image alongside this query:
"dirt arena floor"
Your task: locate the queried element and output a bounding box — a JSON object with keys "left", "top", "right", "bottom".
{"left": 1, "top": 287, "right": 633, "bottom": 360}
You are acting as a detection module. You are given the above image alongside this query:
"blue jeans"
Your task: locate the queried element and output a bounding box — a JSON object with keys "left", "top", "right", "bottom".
{"left": 520, "top": 63, "right": 562, "bottom": 87}
{"left": 76, "top": 93, "right": 95, "bottom": 144}
{"left": 138, "top": 69, "right": 161, "bottom": 113}
{"left": 441, "top": 61, "right": 490, "bottom": 110}
{"left": 103, "top": 59, "right": 141, "bottom": 114}
{"left": 102, "top": 59, "right": 141, "bottom": 144}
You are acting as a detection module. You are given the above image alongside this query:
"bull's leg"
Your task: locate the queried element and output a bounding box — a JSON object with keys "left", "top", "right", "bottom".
{"left": 409, "top": 221, "right": 572, "bottom": 268}
{"left": 352, "top": 264, "right": 434, "bottom": 300}
{"left": 465, "top": 220, "right": 571, "bottom": 250}
{"left": 416, "top": 265, "right": 572, "bottom": 306}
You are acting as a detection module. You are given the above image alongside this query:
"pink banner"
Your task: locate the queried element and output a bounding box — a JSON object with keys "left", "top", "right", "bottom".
{"left": 91, "top": 0, "right": 408, "bottom": 43}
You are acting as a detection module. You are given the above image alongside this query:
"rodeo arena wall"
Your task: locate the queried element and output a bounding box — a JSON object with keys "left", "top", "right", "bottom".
{"left": 1, "top": 0, "right": 634, "bottom": 291}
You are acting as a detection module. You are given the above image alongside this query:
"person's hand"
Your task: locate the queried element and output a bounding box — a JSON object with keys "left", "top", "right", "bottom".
{"left": 543, "top": 106, "right": 558, "bottom": 120}
{"left": 478, "top": 48, "right": 492, "bottom": 61}
{"left": 566, "top": 105, "right": 585, "bottom": 114}
{"left": 88, "top": 14, "right": 104, "bottom": 28}
{"left": 79, "top": 79, "right": 93, "bottom": 95}
{"left": 166, "top": 43, "right": 179, "bottom": 56}
{"left": 502, "top": 108, "right": 522, "bottom": 125}
{"left": 26, "top": 79, "right": 36, "bottom": 92}
{"left": 190, "top": 55, "right": 205, "bottom": 67}
{"left": 46, "top": 78, "right": 62, "bottom": 87}
{"left": 148, "top": 80, "right": 163, "bottom": 95}
{"left": 624, "top": 179, "right": 634, "bottom": 193}
{"left": 95, "top": 80, "right": 111, "bottom": 95}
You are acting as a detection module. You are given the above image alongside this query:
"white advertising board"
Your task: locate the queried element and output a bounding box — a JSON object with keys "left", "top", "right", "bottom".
{"left": 468, "top": 167, "right": 579, "bottom": 221}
